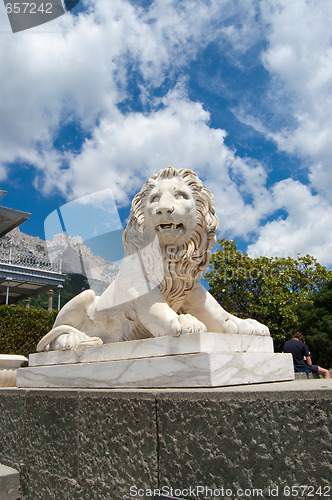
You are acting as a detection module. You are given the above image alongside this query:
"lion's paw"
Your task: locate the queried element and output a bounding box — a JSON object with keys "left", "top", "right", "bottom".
{"left": 48, "top": 331, "right": 103, "bottom": 351}
{"left": 244, "top": 319, "right": 270, "bottom": 336}
{"left": 227, "top": 317, "right": 270, "bottom": 336}
{"left": 166, "top": 314, "right": 207, "bottom": 337}
{"left": 177, "top": 314, "right": 207, "bottom": 335}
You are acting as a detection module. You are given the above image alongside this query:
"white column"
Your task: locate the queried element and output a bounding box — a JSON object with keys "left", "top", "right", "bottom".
{"left": 5, "top": 278, "right": 12, "bottom": 305}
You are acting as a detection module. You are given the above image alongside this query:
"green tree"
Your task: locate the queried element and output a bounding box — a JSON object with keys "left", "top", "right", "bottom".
{"left": 58, "top": 273, "right": 90, "bottom": 309}
{"left": 204, "top": 239, "right": 332, "bottom": 349}
{"left": 297, "top": 280, "right": 332, "bottom": 368}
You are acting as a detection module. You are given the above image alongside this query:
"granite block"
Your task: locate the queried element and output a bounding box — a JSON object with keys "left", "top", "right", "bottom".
{"left": 21, "top": 466, "right": 81, "bottom": 500}
{"left": 0, "top": 394, "right": 26, "bottom": 463}
{"left": 157, "top": 395, "right": 332, "bottom": 497}
{"left": 0, "top": 385, "right": 331, "bottom": 499}
{"left": 77, "top": 395, "right": 158, "bottom": 497}
{"left": 25, "top": 393, "right": 78, "bottom": 479}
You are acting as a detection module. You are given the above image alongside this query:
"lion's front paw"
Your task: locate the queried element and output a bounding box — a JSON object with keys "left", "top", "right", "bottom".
{"left": 245, "top": 319, "right": 270, "bottom": 336}
{"left": 49, "top": 332, "right": 103, "bottom": 351}
{"left": 170, "top": 313, "right": 207, "bottom": 336}
{"left": 228, "top": 317, "right": 270, "bottom": 336}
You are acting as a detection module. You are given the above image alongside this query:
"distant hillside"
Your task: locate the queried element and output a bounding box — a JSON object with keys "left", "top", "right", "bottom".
{"left": 0, "top": 227, "right": 120, "bottom": 294}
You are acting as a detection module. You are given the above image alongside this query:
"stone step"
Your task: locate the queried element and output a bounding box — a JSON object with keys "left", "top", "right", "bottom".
{"left": 295, "top": 370, "right": 332, "bottom": 380}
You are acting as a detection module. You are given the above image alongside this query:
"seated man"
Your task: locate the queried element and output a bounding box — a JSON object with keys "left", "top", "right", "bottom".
{"left": 283, "top": 332, "right": 330, "bottom": 379}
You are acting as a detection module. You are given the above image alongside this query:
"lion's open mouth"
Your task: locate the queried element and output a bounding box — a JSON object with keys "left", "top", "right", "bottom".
{"left": 157, "top": 223, "right": 184, "bottom": 234}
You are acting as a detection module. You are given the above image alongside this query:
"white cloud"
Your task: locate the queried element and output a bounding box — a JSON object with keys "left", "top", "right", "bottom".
{"left": 56, "top": 85, "right": 273, "bottom": 238}
{"left": 260, "top": 0, "right": 332, "bottom": 198}
{"left": 0, "top": 0, "right": 273, "bottom": 233}
{"left": 0, "top": 6, "right": 122, "bottom": 165}
{"left": 0, "top": 0, "right": 244, "bottom": 169}
{"left": 247, "top": 178, "right": 332, "bottom": 266}
{"left": 225, "top": 0, "right": 332, "bottom": 266}
{"left": 0, "top": 164, "right": 7, "bottom": 182}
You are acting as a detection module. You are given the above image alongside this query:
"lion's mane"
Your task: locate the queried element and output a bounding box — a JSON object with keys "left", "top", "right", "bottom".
{"left": 123, "top": 167, "right": 219, "bottom": 313}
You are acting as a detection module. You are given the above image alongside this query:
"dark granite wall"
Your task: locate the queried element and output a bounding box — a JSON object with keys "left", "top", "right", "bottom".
{"left": 0, "top": 388, "right": 331, "bottom": 500}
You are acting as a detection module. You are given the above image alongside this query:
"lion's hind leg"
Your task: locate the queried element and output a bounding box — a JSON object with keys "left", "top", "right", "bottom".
{"left": 37, "top": 289, "right": 103, "bottom": 352}
{"left": 53, "top": 289, "right": 96, "bottom": 328}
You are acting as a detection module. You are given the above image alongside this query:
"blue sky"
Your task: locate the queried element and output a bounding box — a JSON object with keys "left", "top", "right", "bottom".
{"left": 1, "top": 0, "right": 332, "bottom": 266}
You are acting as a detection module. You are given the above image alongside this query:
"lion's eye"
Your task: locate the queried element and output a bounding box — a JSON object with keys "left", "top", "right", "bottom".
{"left": 150, "top": 194, "right": 160, "bottom": 203}
{"left": 175, "top": 192, "right": 188, "bottom": 200}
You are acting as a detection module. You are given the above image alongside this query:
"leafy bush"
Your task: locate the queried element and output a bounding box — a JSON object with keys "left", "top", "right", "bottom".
{"left": 0, "top": 305, "right": 57, "bottom": 358}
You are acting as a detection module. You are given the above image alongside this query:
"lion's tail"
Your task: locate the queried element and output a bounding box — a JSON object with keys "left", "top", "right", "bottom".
{"left": 36, "top": 325, "right": 90, "bottom": 352}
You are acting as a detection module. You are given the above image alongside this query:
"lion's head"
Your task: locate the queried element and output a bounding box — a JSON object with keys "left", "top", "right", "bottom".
{"left": 123, "top": 167, "right": 219, "bottom": 310}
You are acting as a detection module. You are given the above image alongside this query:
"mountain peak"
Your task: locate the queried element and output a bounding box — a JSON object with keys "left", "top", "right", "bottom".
{"left": 0, "top": 228, "right": 119, "bottom": 294}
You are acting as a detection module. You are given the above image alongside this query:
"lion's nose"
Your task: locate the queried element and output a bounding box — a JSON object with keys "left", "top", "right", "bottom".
{"left": 156, "top": 205, "right": 174, "bottom": 215}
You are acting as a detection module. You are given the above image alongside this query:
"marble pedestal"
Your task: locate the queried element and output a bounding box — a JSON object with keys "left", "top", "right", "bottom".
{"left": 0, "top": 355, "right": 28, "bottom": 387}
{"left": 16, "top": 332, "right": 294, "bottom": 388}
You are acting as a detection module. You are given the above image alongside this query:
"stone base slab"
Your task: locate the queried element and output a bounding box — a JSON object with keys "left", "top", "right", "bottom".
{"left": 18, "top": 333, "right": 293, "bottom": 389}
{"left": 17, "top": 351, "right": 294, "bottom": 388}
{"left": 28, "top": 332, "right": 274, "bottom": 367}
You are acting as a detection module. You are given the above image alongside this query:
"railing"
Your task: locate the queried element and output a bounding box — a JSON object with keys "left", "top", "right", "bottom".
{"left": 0, "top": 247, "right": 62, "bottom": 273}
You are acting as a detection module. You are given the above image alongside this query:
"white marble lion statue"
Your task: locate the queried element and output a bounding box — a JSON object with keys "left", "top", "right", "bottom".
{"left": 37, "top": 166, "right": 269, "bottom": 351}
